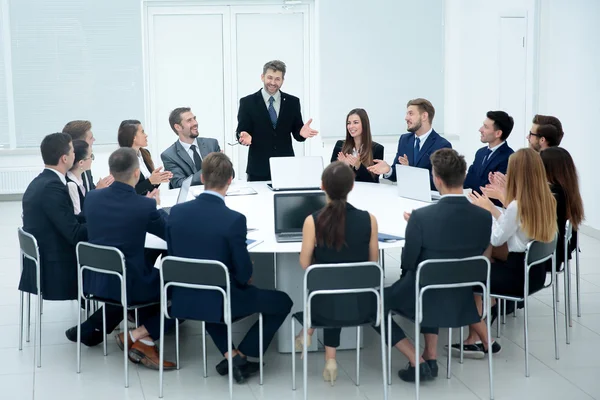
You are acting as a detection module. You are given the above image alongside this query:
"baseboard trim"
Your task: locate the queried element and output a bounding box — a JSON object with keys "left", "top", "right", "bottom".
{"left": 580, "top": 224, "right": 600, "bottom": 240}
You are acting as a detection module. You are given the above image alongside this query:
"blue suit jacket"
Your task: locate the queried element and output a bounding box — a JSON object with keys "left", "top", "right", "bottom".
{"left": 83, "top": 181, "right": 167, "bottom": 304}
{"left": 166, "top": 193, "right": 253, "bottom": 322}
{"left": 387, "top": 130, "right": 452, "bottom": 189}
{"left": 464, "top": 142, "right": 514, "bottom": 194}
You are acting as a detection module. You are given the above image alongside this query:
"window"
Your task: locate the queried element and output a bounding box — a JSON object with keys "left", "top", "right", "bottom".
{"left": 1, "top": 0, "right": 144, "bottom": 148}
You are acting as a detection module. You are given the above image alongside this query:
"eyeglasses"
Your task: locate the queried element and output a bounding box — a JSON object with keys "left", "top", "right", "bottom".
{"left": 527, "top": 132, "right": 541, "bottom": 138}
{"left": 84, "top": 153, "right": 95, "bottom": 161}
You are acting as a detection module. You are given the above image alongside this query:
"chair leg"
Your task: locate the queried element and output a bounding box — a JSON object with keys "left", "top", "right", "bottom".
{"left": 77, "top": 295, "right": 82, "bottom": 373}
{"left": 175, "top": 318, "right": 180, "bottom": 370}
{"left": 566, "top": 259, "right": 573, "bottom": 328}
{"left": 303, "top": 315, "right": 308, "bottom": 400}
{"left": 135, "top": 309, "right": 139, "bottom": 328}
{"left": 291, "top": 318, "right": 296, "bottom": 391}
{"left": 227, "top": 321, "right": 234, "bottom": 400}
{"left": 259, "top": 313, "right": 264, "bottom": 386}
{"left": 102, "top": 305, "right": 107, "bottom": 357}
{"left": 513, "top": 301, "right": 517, "bottom": 318}
{"left": 123, "top": 306, "right": 129, "bottom": 388}
{"left": 26, "top": 293, "right": 31, "bottom": 343}
{"left": 576, "top": 245, "right": 581, "bottom": 317}
{"left": 36, "top": 295, "right": 42, "bottom": 368}
{"left": 552, "top": 272, "right": 560, "bottom": 361}
{"left": 564, "top": 261, "right": 571, "bottom": 345}
{"left": 556, "top": 275, "right": 560, "bottom": 303}
{"left": 415, "top": 319, "right": 420, "bottom": 400}
{"left": 486, "top": 296, "right": 495, "bottom": 399}
{"left": 379, "top": 317, "right": 388, "bottom": 400}
{"left": 18, "top": 291, "right": 24, "bottom": 351}
{"left": 459, "top": 327, "right": 464, "bottom": 364}
{"left": 356, "top": 326, "right": 361, "bottom": 386}
{"left": 496, "top": 302, "right": 501, "bottom": 339}
{"left": 387, "top": 312, "right": 392, "bottom": 386}
{"left": 446, "top": 328, "right": 452, "bottom": 379}
{"left": 525, "top": 295, "right": 532, "bottom": 377}
{"left": 159, "top": 310, "right": 165, "bottom": 398}
{"left": 202, "top": 321, "right": 207, "bottom": 377}
{"left": 502, "top": 300, "right": 506, "bottom": 324}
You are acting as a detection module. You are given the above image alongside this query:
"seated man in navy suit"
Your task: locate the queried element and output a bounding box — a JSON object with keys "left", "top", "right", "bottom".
{"left": 464, "top": 110, "right": 514, "bottom": 195}
{"left": 367, "top": 98, "right": 452, "bottom": 189}
{"left": 65, "top": 148, "right": 176, "bottom": 370}
{"left": 166, "top": 152, "right": 293, "bottom": 383}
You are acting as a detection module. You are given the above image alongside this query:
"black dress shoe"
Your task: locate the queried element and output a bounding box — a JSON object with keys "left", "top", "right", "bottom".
{"left": 398, "top": 362, "right": 433, "bottom": 382}
{"left": 65, "top": 326, "right": 104, "bottom": 347}
{"left": 215, "top": 355, "right": 260, "bottom": 383}
{"left": 426, "top": 359, "right": 438, "bottom": 378}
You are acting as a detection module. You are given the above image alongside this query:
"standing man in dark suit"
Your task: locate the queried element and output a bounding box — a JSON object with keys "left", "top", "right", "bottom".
{"left": 64, "top": 148, "right": 176, "bottom": 370}
{"left": 464, "top": 111, "right": 514, "bottom": 194}
{"left": 161, "top": 107, "right": 223, "bottom": 189}
{"left": 166, "top": 152, "right": 292, "bottom": 383}
{"left": 19, "top": 133, "right": 87, "bottom": 300}
{"left": 380, "top": 149, "right": 492, "bottom": 382}
{"left": 62, "top": 120, "right": 114, "bottom": 191}
{"left": 236, "top": 60, "right": 319, "bottom": 181}
{"left": 368, "top": 98, "right": 452, "bottom": 189}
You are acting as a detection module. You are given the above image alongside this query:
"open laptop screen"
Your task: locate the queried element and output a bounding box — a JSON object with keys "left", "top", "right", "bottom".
{"left": 274, "top": 192, "right": 326, "bottom": 233}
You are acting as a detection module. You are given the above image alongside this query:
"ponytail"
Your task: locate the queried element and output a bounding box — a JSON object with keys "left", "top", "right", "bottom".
{"left": 315, "top": 198, "right": 347, "bottom": 250}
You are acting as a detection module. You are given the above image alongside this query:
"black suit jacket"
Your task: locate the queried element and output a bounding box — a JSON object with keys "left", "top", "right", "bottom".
{"left": 236, "top": 90, "right": 305, "bottom": 178}
{"left": 135, "top": 155, "right": 159, "bottom": 196}
{"left": 330, "top": 140, "right": 384, "bottom": 183}
{"left": 166, "top": 193, "right": 254, "bottom": 322}
{"left": 19, "top": 169, "right": 88, "bottom": 300}
{"left": 464, "top": 142, "right": 514, "bottom": 194}
{"left": 387, "top": 196, "right": 492, "bottom": 327}
{"left": 83, "top": 182, "right": 167, "bottom": 304}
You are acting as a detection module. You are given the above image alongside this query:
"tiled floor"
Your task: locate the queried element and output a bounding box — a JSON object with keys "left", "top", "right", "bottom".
{"left": 1, "top": 199, "right": 599, "bottom": 399}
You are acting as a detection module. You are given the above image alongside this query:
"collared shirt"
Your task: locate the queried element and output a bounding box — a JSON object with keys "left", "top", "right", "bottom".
{"left": 137, "top": 151, "right": 152, "bottom": 179}
{"left": 490, "top": 200, "right": 530, "bottom": 252}
{"left": 261, "top": 88, "right": 281, "bottom": 116}
{"left": 45, "top": 167, "right": 66, "bottom": 185}
{"left": 179, "top": 139, "right": 203, "bottom": 165}
{"left": 66, "top": 171, "right": 86, "bottom": 215}
{"left": 203, "top": 190, "right": 225, "bottom": 201}
{"left": 414, "top": 127, "right": 433, "bottom": 151}
{"left": 487, "top": 141, "right": 506, "bottom": 155}
{"left": 439, "top": 193, "right": 466, "bottom": 199}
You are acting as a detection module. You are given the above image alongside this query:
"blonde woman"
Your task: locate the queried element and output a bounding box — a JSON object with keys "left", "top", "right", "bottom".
{"left": 453, "top": 148, "right": 557, "bottom": 358}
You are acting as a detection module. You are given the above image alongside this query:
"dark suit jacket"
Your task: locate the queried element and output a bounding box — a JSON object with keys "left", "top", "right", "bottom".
{"left": 464, "top": 142, "right": 514, "bottom": 194}
{"left": 551, "top": 183, "right": 578, "bottom": 271}
{"left": 18, "top": 169, "right": 88, "bottom": 300}
{"left": 166, "top": 193, "right": 253, "bottom": 322}
{"left": 135, "top": 154, "right": 159, "bottom": 196}
{"left": 160, "top": 137, "right": 221, "bottom": 189}
{"left": 83, "top": 170, "right": 95, "bottom": 192}
{"left": 236, "top": 90, "right": 305, "bottom": 178}
{"left": 386, "top": 196, "right": 492, "bottom": 328}
{"left": 82, "top": 181, "right": 167, "bottom": 304}
{"left": 387, "top": 130, "right": 452, "bottom": 189}
{"left": 330, "top": 140, "right": 384, "bottom": 183}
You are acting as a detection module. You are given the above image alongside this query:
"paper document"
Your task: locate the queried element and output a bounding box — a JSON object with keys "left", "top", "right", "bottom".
{"left": 378, "top": 233, "right": 404, "bottom": 243}
{"left": 227, "top": 187, "right": 258, "bottom": 196}
{"left": 246, "top": 239, "right": 263, "bottom": 250}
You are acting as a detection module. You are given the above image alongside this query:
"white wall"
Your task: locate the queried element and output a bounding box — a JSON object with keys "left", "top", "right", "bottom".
{"left": 537, "top": 0, "right": 600, "bottom": 231}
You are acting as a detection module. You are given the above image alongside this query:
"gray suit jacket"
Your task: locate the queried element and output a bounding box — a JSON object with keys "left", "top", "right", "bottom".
{"left": 386, "top": 196, "right": 492, "bottom": 328}
{"left": 160, "top": 137, "right": 221, "bottom": 189}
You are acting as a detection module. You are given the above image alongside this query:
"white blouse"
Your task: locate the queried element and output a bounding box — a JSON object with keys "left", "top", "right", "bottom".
{"left": 491, "top": 200, "right": 531, "bottom": 253}
{"left": 138, "top": 152, "right": 152, "bottom": 179}
{"left": 66, "top": 171, "right": 86, "bottom": 215}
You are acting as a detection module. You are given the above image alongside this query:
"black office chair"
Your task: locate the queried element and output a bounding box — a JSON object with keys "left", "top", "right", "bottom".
{"left": 158, "top": 256, "right": 264, "bottom": 400}
{"left": 387, "top": 256, "right": 493, "bottom": 400}
{"left": 76, "top": 242, "right": 160, "bottom": 388}
{"left": 290, "top": 261, "right": 387, "bottom": 400}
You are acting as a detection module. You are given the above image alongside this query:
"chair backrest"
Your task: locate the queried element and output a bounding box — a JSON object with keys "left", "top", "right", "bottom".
{"left": 159, "top": 256, "right": 231, "bottom": 322}
{"left": 303, "top": 262, "right": 384, "bottom": 327}
{"left": 76, "top": 242, "right": 126, "bottom": 275}
{"left": 18, "top": 227, "right": 39, "bottom": 263}
{"left": 415, "top": 256, "right": 491, "bottom": 325}
{"left": 565, "top": 220, "right": 573, "bottom": 246}
{"left": 525, "top": 235, "right": 557, "bottom": 269}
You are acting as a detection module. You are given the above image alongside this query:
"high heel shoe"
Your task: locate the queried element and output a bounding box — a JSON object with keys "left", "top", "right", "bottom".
{"left": 294, "top": 333, "right": 312, "bottom": 352}
{"left": 323, "top": 359, "right": 338, "bottom": 386}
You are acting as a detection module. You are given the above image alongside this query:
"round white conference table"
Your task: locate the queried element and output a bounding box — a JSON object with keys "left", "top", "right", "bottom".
{"left": 146, "top": 181, "right": 430, "bottom": 352}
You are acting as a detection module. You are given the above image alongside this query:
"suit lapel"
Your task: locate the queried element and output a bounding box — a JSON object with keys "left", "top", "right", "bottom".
{"left": 175, "top": 141, "right": 195, "bottom": 172}
{"left": 196, "top": 138, "right": 209, "bottom": 159}
{"left": 415, "top": 131, "right": 438, "bottom": 165}
{"left": 481, "top": 143, "right": 505, "bottom": 173}
{"left": 277, "top": 92, "right": 288, "bottom": 129}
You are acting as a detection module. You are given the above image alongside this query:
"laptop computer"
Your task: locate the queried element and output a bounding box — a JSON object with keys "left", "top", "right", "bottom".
{"left": 395, "top": 164, "right": 432, "bottom": 202}
{"left": 163, "top": 175, "right": 193, "bottom": 214}
{"left": 267, "top": 156, "right": 323, "bottom": 191}
{"left": 274, "top": 192, "right": 326, "bottom": 242}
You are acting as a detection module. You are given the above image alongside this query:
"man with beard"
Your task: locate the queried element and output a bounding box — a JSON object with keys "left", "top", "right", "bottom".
{"left": 368, "top": 98, "right": 452, "bottom": 189}
{"left": 161, "top": 107, "right": 223, "bottom": 188}
{"left": 236, "top": 60, "right": 319, "bottom": 181}
{"left": 528, "top": 114, "right": 563, "bottom": 152}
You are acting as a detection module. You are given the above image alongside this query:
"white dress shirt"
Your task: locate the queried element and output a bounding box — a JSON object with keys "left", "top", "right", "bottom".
{"left": 490, "top": 200, "right": 530, "bottom": 252}
{"left": 179, "top": 139, "right": 203, "bottom": 166}
{"left": 137, "top": 151, "right": 152, "bottom": 179}
{"left": 66, "top": 171, "right": 86, "bottom": 215}
{"left": 45, "top": 167, "right": 66, "bottom": 185}
{"left": 261, "top": 88, "right": 281, "bottom": 116}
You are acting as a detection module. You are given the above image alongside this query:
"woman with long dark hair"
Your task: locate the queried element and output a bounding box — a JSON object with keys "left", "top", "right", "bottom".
{"left": 541, "top": 147, "right": 584, "bottom": 268}
{"left": 66, "top": 140, "right": 93, "bottom": 214}
{"left": 118, "top": 120, "right": 172, "bottom": 195}
{"left": 330, "top": 108, "right": 384, "bottom": 183}
{"left": 296, "top": 161, "right": 379, "bottom": 384}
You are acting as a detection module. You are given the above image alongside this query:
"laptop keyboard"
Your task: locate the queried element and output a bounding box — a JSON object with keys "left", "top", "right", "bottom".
{"left": 276, "top": 232, "right": 303, "bottom": 242}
